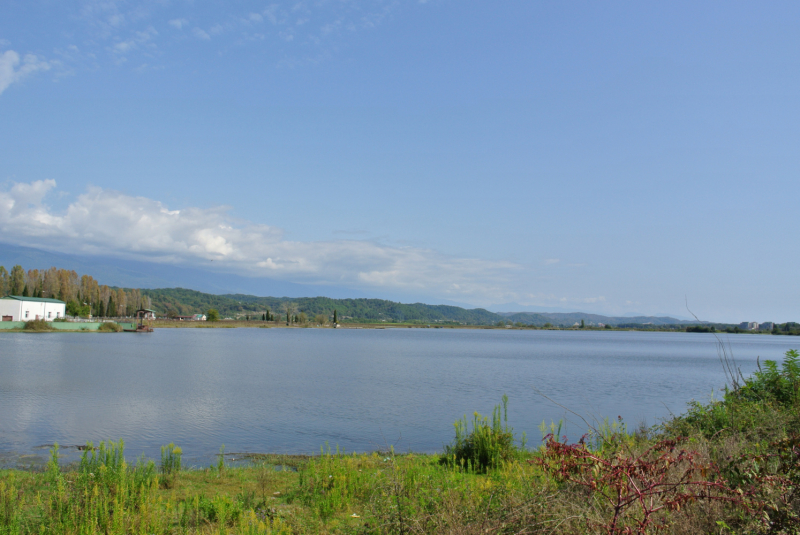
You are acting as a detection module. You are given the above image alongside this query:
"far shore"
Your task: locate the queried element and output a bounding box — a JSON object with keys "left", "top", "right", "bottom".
{"left": 151, "top": 320, "right": 489, "bottom": 329}
{"left": 2, "top": 318, "right": 789, "bottom": 334}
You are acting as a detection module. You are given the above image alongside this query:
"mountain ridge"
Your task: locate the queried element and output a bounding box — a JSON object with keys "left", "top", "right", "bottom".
{"left": 139, "top": 287, "right": 698, "bottom": 326}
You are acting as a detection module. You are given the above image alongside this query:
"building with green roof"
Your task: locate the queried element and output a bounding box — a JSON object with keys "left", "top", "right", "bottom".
{"left": 0, "top": 295, "right": 66, "bottom": 322}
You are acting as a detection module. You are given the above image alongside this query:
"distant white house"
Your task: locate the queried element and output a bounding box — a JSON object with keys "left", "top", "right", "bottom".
{"left": 193, "top": 314, "right": 207, "bottom": 321}
{"left": 0, "top": 296, "right": 66, "bottom": 322}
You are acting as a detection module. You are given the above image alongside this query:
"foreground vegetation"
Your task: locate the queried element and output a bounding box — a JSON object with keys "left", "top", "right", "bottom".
{"left": 1, "top": 350, "right": 798, "bottom": 534}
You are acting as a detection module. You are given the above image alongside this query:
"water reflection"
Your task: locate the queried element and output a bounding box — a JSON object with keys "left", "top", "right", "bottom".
{"left": 1, "top": 328, "right": 796, "bottom": 467}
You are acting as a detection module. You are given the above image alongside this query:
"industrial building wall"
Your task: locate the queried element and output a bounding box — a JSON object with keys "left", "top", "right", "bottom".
{"left": 0, "top": 300, "right": 22, "bottom": 321}
{"left": 0, "top": 300, "right": 66, "bottom": 321}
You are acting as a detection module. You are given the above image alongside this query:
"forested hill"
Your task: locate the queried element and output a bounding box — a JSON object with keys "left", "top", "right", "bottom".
{"left": 139, "top": 287, "right": 698, "bottom": 326}
{"left": 140, "top": 288, "right": 500, "bottom": 324}
{"left": 0, "top": 261, "right": 697, "bottom": 326}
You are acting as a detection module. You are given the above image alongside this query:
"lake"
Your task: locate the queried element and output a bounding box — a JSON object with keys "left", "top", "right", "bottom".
{"left": 0, "top": 328, "right": 797, "bottom": 468}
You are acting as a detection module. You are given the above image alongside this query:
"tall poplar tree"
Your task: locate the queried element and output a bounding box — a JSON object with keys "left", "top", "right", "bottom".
{"left": 10, "top": 265, "right": 25, "bottom": 296}
{"left": 0, "top": 266, "right": 8, "bottom": 296}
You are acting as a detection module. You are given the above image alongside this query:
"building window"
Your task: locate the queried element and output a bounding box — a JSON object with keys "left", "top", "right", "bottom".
{"left": 48, "top": 311, "right": 52, "bottom": 318}
{"left": 25, "top": 311, "right": 29, "bottom": 318}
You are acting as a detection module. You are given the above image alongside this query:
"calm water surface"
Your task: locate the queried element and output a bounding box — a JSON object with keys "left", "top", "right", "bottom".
{"left": 1, "top": 328, "right": 797, "bottom": 467}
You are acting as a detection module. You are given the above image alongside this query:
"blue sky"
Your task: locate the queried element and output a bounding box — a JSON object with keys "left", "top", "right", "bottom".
{"left": 1, "top": 1, "right": 798, "bottom": 322}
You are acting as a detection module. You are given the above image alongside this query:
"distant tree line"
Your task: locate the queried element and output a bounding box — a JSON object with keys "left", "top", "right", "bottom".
{"left": 684, "top": 323, "right": 800, "bottom": 336}
{"left": 3, "top": 265, "right": 797, "bottom": 331}
{"left": 0, "top": 265, "right": 150, "bottom": 318}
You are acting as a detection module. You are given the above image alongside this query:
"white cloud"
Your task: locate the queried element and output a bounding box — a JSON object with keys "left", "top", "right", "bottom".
{"left": 169, "top": 18, "right": 188, "bottom": 30}
{"left": 111, "top": 26, "right": 157, "bottom": 56}
{"left": 262, "top": 5, "right": 280, "bottom": 25}
{"left": 113, "top": 41, "right": 134, "bottom": 53}
{"left": 193, "top": 28, "right": 211, "bottom": 40}
{"left": 582, "top": 296, "right": 606, "bottom": 304}
{"left": 0, "top": 50, "right": 53, "bottom": 95}
{"left": 12, "top": 2, "right": 411, "bottom": 79}
{"left": 108, "top": 14, "right": 125, "bottom": 27}
{"left": 0, "top": 181, "right": 527, "bottom": 304}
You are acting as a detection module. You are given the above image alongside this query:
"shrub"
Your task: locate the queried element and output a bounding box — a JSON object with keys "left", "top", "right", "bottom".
{"left": 736, "top": 349, "right": 800, "bottom": 405}
{"left": 738, "top": 433, "right": 800, "bottom": 531}
{"left": 664, "top": 349, "right": 800, "bottom": 439}
{"left": 535, "top": 435, "right": 746, "bottom": 534}
{"left": 98, "top": 322, "right": 122, "bottom": 332}
{"left": 441, "top": 394, "right": 518, "bottom": 472}
{"left": 23, "top": 319, "right": 53, "bottom": 331}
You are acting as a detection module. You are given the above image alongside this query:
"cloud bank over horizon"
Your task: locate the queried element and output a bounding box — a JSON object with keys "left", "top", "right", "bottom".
{"left": 0, "top": 180, "right": 567, "bottom": 307}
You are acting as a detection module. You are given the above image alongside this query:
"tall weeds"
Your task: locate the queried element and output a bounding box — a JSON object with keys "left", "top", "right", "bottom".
{"left": 441, "top": 394, "right": 519, "bottom": 472}
{"left": 160, "top": 442, "right": 182, "bottom": 488}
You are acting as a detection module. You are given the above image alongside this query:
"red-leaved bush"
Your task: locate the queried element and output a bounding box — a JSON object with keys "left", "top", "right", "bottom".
{"left": 533, "top": 435, "right": 749, "bottom": 534}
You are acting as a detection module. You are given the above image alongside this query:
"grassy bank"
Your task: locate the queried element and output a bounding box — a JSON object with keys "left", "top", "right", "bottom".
{"left": 0, "top": 320, "right": 126, "bottom": 333}
{"left": 1, "top": 351, "right": 798, "bottom": 534}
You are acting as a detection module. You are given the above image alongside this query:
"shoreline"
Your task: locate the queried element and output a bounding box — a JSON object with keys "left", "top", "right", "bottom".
{"left": 2, "top": 349, "right": 798, "bottom": 533}
{"left": 2, "top": 319, "right": 791, "bottom": 334}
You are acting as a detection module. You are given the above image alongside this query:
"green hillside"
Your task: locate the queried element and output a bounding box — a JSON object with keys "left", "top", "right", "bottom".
{"left": 139, "top": 287, "right": 706, "bottom": 326}
{"left": 141, "top": 288, "right": 720, "bottom": 328}
{"left": 140, "top": 288, "right": 500, "bottom": 324}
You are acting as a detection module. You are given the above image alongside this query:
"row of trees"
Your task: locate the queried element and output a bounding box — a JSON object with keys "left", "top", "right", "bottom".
{"left": 0, "top": 265, "right": 150, "bottom": 318}
{"left": 229, "top": 306, "right": 340, "bottom": 326}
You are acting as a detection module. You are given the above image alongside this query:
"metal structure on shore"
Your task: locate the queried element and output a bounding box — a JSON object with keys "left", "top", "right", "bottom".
{"left": 128, "top": 309, "right": 155, "bottom": 333}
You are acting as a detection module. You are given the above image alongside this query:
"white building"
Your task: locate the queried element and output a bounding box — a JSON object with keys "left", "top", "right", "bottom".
{"left": 0, "top": 296, "right": 66, "bottom": 322}
{"left": 136, "top": 309, "right": 157, "bottom": 320}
